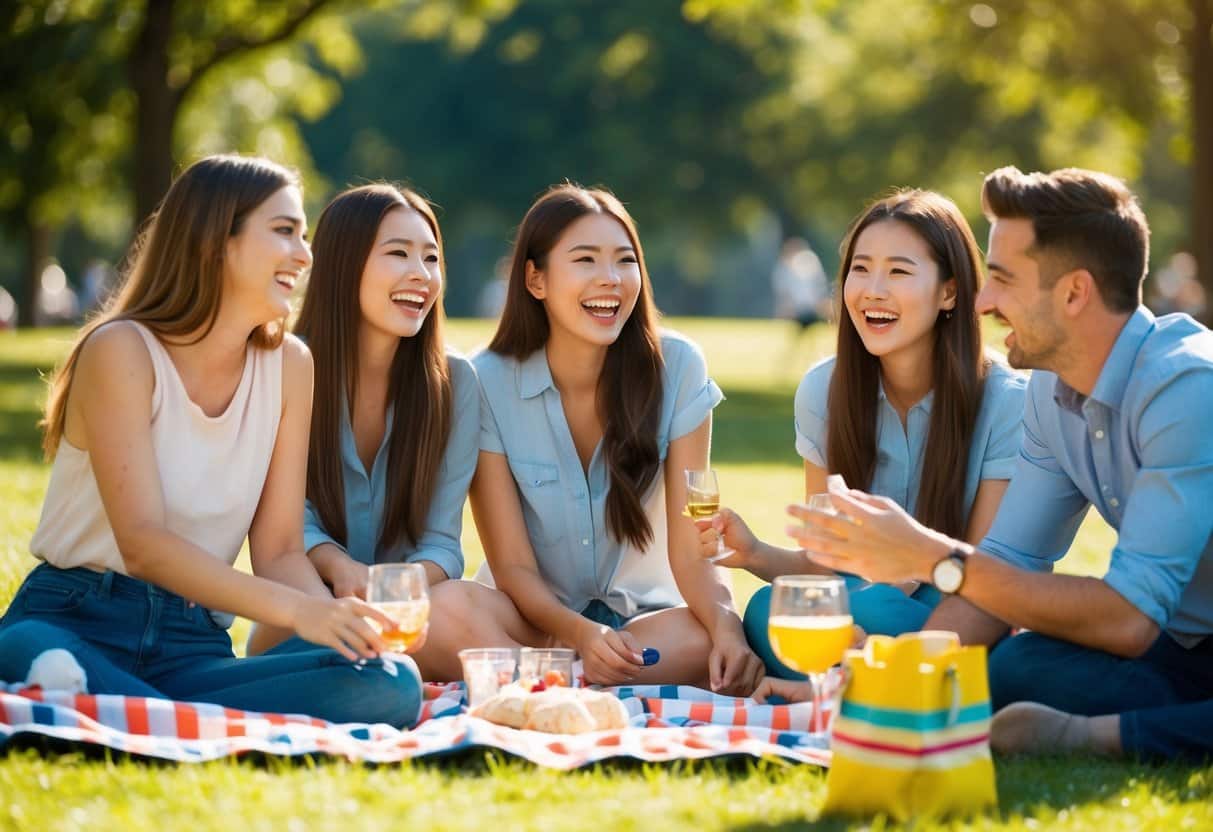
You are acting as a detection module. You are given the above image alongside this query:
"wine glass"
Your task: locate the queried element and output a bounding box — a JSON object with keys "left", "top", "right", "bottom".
{"left": 684, "top": 468, "right": 733, "bottom": 563}
{"left": 768, "top": 575, "right": 851, "bottom": 733}
{"left": 366, "top": 563, "right": 430, "bottom": 654}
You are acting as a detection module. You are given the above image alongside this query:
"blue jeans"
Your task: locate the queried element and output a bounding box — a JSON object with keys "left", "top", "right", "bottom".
{"left": 988, "top": 630, "right": 1213, "bottom": 716}
{"left": 1122, "top": 698, "right": 1213, "bottom": 762}
{"left": 743, "top": 576, "right": 942, "bottom": 679}
{"left": 0, "top": 563, "right": 423, "bottom": 727}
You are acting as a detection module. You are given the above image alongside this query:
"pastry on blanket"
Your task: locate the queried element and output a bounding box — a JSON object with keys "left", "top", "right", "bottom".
{"left": 577, "top": 689, "right": 629, "bottom": 731}
{"left": 523, "top": 698, "right": 596, "bottom": 734}
{"left": 469, "top": 684, "right": 529, "bottom": 728}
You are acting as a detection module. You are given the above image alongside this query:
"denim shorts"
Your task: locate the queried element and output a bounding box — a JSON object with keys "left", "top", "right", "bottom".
{"left": 580, "top": 599, "right": 632, "bottom": 630}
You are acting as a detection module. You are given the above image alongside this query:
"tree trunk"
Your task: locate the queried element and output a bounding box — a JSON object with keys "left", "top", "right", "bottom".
{"left": 129, "top": 0, "right": 180, "bottom": 230}
{"left": 1190, "top": 0, "right": 1213, "bottom": 324}
{"left": 20, "top": 218, "right": 52, "bottom": 328}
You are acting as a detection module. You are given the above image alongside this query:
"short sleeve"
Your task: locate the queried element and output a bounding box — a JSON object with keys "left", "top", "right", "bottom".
{"left": 472, "top": 352, "right": 507, "bottom": 454}
{"left": 978, "top": 365, "right": 1028, "bottom": 481}
{"left": 666, "top": 334, "right": 725, "bottom": 440}
{"left": 793, "top": 358, "right": 834, "bottom": 467}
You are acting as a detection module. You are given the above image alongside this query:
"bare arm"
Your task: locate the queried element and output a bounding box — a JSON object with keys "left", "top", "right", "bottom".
{"left": 73, "top": 324, "right": 391, "bottom": 660}
{"left": 666, "top": 417, "right": 764, "bottom": 695}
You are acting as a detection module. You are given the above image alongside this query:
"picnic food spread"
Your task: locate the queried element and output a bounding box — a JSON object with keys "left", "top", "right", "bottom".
{"left": 470, "top": 683, "right": 630, "bottom": 734}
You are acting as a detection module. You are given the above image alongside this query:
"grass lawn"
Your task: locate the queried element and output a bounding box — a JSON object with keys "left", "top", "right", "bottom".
{"left": 0, "top": 319, "right": 1210, "bottom": 831}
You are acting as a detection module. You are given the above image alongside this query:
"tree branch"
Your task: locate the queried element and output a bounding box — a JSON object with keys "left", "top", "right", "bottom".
{"left": 179, "top": 0, "right": 334, "bottom": 96}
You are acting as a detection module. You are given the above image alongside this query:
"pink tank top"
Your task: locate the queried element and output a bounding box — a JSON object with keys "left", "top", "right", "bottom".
{"left": 29, "top": 321, "right": 283, "bottom": 574}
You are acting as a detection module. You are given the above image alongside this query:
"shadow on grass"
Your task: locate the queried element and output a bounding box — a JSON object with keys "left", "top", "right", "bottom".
{"left": 712, "top": 386, "right": 800, "bottom": 466}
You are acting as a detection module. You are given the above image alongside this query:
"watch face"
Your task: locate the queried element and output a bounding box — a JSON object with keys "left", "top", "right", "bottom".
{"left": 933, "top": 558, "right": 963, "bottom": 594}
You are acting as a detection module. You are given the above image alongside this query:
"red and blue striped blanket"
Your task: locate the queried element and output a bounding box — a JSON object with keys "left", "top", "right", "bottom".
{"left": 1, "top": 682, "right": 832, "bottom": 769}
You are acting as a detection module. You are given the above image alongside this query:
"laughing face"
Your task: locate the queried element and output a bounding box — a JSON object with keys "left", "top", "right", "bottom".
{"left": 526, "top": 212, "right": 642, "bottom": 348}
{"left": 977, "top": 217, "right": 1067, "bottom": 371}
{"left": 842, "top": 219, "right": 956, "bottom": 363}
{"left": 223, "top": 185, "right": 312, "bottom": 323}
{"left": 358, "top": 206, "right": 442, "bottom": 342}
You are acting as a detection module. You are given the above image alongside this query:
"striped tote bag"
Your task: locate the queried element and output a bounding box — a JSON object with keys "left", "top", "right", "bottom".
{"left": 822, "top": 631, "right": 997, "bottom": 820}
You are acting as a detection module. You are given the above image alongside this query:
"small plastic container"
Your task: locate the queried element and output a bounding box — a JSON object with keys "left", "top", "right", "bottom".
{"left": 518, "top": 647, "right": 576, "bottom": 688}
{"left": 459, "top": 648, "right": 518, "bottom": 706}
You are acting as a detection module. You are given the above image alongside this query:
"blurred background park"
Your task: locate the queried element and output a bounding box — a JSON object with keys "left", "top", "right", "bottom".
{"left": 1, "top": 0, "right": 1211, "bottom": 329}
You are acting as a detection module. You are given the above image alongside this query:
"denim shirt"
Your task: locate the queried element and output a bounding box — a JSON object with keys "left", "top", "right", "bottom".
{"left": 981, "top": 307, "right": 1213, "bottom": 646}
{"left": 473, "top": 330, "right": 724, "bottom": 616}
{"left": 794, "top": 356, "right": 1027, "bottom": 520}
{"left": 302, "top": 353, "right": 479, "bottom": 579}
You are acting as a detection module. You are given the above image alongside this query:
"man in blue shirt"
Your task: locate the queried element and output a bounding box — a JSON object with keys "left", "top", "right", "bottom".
{"left": 785, "top": 166, "right": 1213, "bottom": 759}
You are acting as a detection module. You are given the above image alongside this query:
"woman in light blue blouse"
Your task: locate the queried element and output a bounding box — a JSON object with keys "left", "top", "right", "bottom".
{"left": 699, "top": 190, "right": 1027, "bottom": 679}
{"left": 247, "top": 184, "right": 479, "bottom": 673}
{"left": 438, "top": 184, "right": 764, "bottom": 694}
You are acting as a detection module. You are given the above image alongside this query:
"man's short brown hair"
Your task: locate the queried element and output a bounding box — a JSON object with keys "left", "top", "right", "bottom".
{"left": 982, "top": 166, "right": 1149, "bottom": 313}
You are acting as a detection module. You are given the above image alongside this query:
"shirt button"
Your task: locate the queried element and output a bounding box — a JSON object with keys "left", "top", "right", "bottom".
{"left": 1094, "top": 430, "right": 1105, "bottom": 439}
{"left": 1110, "top": 498, "right": 1120, "bottom": 508}
{"left": 581, "top": 538, "right": 590, "bottom": 546}
{"left": 1101, "top": 485, "right": 1110, "bottom": 493}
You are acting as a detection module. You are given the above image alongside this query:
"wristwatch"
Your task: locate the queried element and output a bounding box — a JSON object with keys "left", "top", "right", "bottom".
{"left": 931, "top": 547, "right": 970, "bottom": 595}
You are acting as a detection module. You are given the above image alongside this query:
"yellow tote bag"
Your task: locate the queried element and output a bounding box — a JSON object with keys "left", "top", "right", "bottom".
{"left": 821, "top": 631, "right": 997, "bottom": 820}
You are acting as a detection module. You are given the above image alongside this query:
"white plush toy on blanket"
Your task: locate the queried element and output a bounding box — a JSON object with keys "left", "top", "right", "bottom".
{"left": 26, "top": 649, "right": 88, "bottom": 693}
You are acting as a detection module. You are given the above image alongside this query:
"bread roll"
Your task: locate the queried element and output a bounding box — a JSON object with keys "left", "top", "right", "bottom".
{"left": 523, "top": 699, "right": 596, "bottom": 734}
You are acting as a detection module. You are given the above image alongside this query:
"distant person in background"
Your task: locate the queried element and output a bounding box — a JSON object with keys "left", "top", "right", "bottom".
{"left": 477, "top": 255, "right": 510, "bottom": 318}
{"left": 34, "top": 262, "right": 80, "bottom": 326}
{"left": 697, "top": 190, "right": 1026, "bottom": 683}
{"left": 79, "top": 259, "right": 115, "bottom": 317}
{"left": 0, "top": 286, "right": 16, "bottom": 330}
{"left": 1149, "top": 252, "right": 1206, "bottom": 319}
{"left": 772, "top": 237, "right": 831, "bottom": 333}
{"left": 245, "top": 184, "right": 481, "bottom": 681}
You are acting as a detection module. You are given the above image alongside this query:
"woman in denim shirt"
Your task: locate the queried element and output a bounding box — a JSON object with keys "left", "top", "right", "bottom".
{"left": 699, "top": 190, "right": 1026, "bottom": 681}
{"left": 246, "top": 184, "right": 479, "bottom": 679}
{"left": 437, "top": 184, "right": 764, "bottom": 694}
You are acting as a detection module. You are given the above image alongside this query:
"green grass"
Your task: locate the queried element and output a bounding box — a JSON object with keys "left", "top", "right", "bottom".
{"left": 0, "top": 320, "right": 1206, "bottom": 831}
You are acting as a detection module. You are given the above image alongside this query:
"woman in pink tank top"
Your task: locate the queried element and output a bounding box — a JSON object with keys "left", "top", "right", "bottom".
{"left": 0, "top": 155, "right": 423, "bottom": 727}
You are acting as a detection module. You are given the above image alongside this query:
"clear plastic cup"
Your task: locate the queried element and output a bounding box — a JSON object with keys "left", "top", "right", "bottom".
{"left": 459, "top": 648, "right": 518, "bottom": 707}
{"left": 518, "top": 647, "right": 576, "bottom": 688}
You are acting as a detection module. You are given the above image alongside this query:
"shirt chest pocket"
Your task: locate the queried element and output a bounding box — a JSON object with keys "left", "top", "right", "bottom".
{"left": 508, "top": 460, "right": 566, "bottom": 546}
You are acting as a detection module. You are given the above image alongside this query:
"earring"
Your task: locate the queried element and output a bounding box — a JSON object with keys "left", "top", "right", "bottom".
{"left": 945, "top": 310, "right": 953, "bottom": 320}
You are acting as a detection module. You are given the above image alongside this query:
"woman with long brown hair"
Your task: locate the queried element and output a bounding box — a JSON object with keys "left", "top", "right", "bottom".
{"left": 701, "top": 190, "right": 1027, "bottom": 680}
{"left": 244, "top": 183, "right": 480, "bottom": 672}
{"left": 430, "top": 183, "right": 764, "bottom": 693}
{"left": 0, "top": 156, "right": 423, "bottom": 726}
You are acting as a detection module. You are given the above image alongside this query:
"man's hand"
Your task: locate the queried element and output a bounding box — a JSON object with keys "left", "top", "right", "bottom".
{"left": 786, "top": 490, "right": 951, "bottom": 584}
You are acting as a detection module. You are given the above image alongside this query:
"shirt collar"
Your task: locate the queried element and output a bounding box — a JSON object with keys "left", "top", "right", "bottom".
{"left": 876, "top": 378, "right": 935, "bottom": 414}
{"left": 1053, "top": 305, "right": 1154, "bottom": 412}
{"left": 518, "top": 347, "right": 555, "bottom": 399}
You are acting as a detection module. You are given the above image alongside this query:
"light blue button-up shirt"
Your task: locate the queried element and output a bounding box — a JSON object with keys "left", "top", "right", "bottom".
{"left": 982, "top": 307, "right": 1213, "bottom": 645}
{"left": 794, "top": 356, "right": 1027, "bottom": 520}
{"left": 302, "top": 353, "right": 480, "bottom": 578}
{"left": 473, "top": 330, "right": 724, "bottom": 616}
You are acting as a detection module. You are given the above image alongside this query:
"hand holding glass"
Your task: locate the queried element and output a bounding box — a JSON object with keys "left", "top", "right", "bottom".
{"left": 685, "top": 468, "right": 733, "bottom": 563}
{"left": 768, "top": 575, "right": 851, "bottom": 732}
{"left": 366, "top": 563, "right": 430, "bottom": 653}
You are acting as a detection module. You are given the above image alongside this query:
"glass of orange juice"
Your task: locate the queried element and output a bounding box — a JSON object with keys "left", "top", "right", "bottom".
{"left": 366, "top": 563, "right": 430, "bottom": 653}
{"left": 768, "top": 575, "right": 851, "bottom": 733}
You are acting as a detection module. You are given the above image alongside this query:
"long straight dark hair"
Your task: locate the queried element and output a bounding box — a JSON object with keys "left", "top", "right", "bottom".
{"left": 296, "top": 184, "right": 452, "bottom": 554}
{"left": 43, "top": 154, "right": 292, "bottom": 457}
{"left": 826, "top": 190, "right": 987, "bottom": 538}
{"left": 489, "top": 184, "right": 664, "bottom": 550}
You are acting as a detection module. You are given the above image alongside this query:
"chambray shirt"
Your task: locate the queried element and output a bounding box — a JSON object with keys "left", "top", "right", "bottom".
{"left": 473, "top": 331, "right": 724, "bottom": 616}
{"left": 982, "top": 307, "right": 1213, "bottom": 645}
{"left": 794, "top": 356, "right": 1027, "bottom": 520}
{"left": 302, "top": 353, "right": 479, "bottom": 578}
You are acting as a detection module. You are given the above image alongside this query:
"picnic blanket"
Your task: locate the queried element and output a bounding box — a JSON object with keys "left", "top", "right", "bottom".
{"left": 0, "top": 682, "right": 832, "bottom": 769}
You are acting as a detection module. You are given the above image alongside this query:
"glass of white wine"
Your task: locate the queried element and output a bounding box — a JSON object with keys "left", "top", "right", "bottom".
{"left": 768, "top": 575, "right": 851, "bottom": 733}
{"left": 684, "top": 468, "right": 733, "bottom": 563}
{"left": 366, "top": 563, "right": 430, "bottom": 654}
